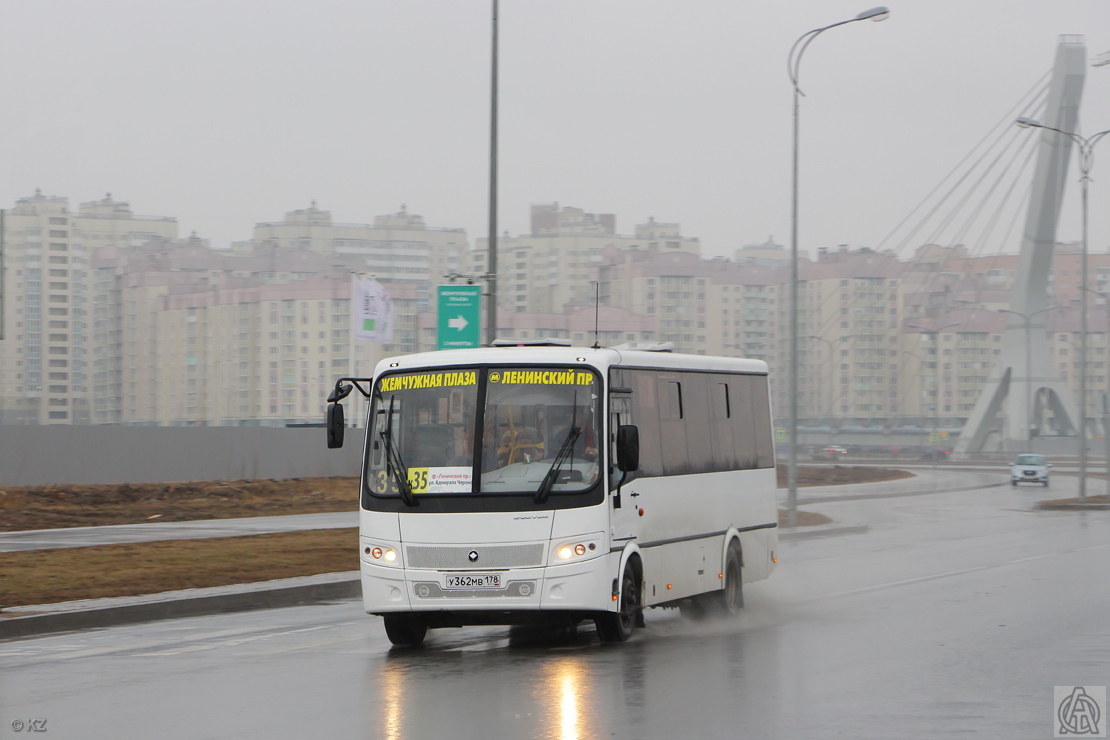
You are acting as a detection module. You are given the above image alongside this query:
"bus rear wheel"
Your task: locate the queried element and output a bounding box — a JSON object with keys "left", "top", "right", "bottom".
{"left": 710, "top": 541, "right": 744, "bottom": 615}
{"left": 596, "top": 562, "right": 640, "bottom": 642}
{"left": 383, "top": 614, "right": 428, "bottom": 647}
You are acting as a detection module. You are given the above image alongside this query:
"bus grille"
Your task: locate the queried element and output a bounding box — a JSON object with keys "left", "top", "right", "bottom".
{"left": 406, "top": 544, "right": 544, "bottom": 569}
{"left": 412, "top": 581, "right": 537, "bottom": 599}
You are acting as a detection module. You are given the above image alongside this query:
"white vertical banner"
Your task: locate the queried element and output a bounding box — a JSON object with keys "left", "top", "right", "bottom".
{"left": 351, "top": 274, "right": 395, "bottom": 343}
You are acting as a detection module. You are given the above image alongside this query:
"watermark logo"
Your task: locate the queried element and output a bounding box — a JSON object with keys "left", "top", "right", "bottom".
{"left": 1055, "top": 686, "right": 1106, "bottom": 737}
{"left": 10, "top": 719, "right": 47, "bottom": 732}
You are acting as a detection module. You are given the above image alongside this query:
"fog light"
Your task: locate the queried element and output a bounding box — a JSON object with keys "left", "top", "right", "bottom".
{"left": 574, "top": 543, "right": 586, "bottom": 556}
{"left": 384, "top": 549, "right": 397, "bottom": 563}
{"left": 558, "top": 546, "right": 573, "bottom": 560}
{"left": 371, "top": 547, "right": 383, "bottom": 559}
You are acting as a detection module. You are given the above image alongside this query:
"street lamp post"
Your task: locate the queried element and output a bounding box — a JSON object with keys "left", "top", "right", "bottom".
{"left": 786, "top": 5, "right": 889, "bottom": 526}
{"left": 1016, "top": 116, "right": 1110, "bottom": 501}
{"left": 999, "top": 305, "right": 1062, "bottom": 449}
{"left": 486, "top": 0, "right": 499, "bottom": 346}
{"left": 1082, "top": 286, "right": 1110, "bottom": 497}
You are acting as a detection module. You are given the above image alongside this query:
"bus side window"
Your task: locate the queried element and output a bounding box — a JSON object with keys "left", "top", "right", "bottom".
{"left": 631, "top": 370, "right": 663, "bottom": 477}
{"left": 658, "top": 376, "right": 688, "bottom": 475}
{"left": 750, "top": 375, "right": 774, "bottom": 468}
{"left": 710, "top": 380, "right": 737, "bottom": 471}
{"left": 681, "top": 372, "right": 712, "bottom": 474}
{"left": 609, "top": 396, "right": 632, "bottom": 474}
{"left": 732, "top": 376, "right": 757, "bottom": 469}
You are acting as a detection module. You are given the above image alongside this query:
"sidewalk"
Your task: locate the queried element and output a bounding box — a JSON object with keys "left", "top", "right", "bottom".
{"left": 0, "top": 511, "right": 357, "bottom": 553}
{"left": 0, "top": 572, "right": 360, "bottom": 640}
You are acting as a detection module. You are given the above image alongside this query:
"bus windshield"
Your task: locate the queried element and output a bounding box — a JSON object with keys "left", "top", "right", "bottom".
{"left": 366, "top": 366, "right": 600, "bottom": 498}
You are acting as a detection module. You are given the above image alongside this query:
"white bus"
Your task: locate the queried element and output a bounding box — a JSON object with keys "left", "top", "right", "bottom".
{"left": 325, "top": 342, "right": 778, "bottom": 647}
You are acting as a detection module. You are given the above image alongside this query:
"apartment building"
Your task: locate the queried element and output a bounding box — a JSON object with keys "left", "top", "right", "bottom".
{"left": 496, "top": 305, "right": 656, "bottom": 347}
{"left": 597, "top": 247, "right": 780, "bottom": 360}
{"left": 472, "top": 204, "right": 701, "bottom": 316}
{"left": 90, "top": 236, "right": 442, "bottom": 426}
{"left": 237, "top": 201, "right": 468, "bottom": 285}
{"left": 0, "top": 192, "right": 177, "bottom": 425}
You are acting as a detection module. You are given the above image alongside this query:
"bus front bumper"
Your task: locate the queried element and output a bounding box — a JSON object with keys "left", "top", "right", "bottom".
{"left": 360, "top": 554, "right": 619, "bottom": 615}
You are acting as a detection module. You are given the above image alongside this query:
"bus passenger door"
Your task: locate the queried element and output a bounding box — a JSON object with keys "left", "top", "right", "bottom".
{"left": 609, "top": 394, "right": 638, "bottom": 542}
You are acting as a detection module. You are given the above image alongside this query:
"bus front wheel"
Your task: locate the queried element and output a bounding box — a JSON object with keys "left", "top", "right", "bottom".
{"left": 383, "top": 614, "right": 428, "bottom": 647}
{"left": 596, "top": 562, "right": 640, "bottom": 642}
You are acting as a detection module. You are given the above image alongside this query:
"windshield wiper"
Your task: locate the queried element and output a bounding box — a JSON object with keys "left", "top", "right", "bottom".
{"left": 381, "top": 396, "right": 418, "bottom": 507}
{"left": 535, "top": 426, "right": 580, "bottom": 505}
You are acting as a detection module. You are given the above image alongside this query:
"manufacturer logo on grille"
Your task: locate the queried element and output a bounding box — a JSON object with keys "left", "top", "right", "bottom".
{"left": 468, "top": 550, "right": 479, "bottom": 562}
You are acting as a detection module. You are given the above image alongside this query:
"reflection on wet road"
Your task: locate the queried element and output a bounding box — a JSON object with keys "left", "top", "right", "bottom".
{"left": 2, "top": 482, "right": 1108, "bottom": 739}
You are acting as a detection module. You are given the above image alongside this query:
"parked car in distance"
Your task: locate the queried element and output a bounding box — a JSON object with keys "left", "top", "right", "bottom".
{"left": 921, "top": 447, "right": 952, "bottom": 461}
{"left": 1011, "top": 454, "right": 1052, "bottom": 486}
{"left": 816, "top": 445, "right": 848, "bottom": 460}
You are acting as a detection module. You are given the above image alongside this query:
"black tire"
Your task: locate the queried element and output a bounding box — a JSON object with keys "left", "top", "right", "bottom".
{"left": 709, "top": 541, "right": 744, "bottom": 615}
{"left": 596, "top": 562, "right": 640, "bottom": 642}
{"left": 383, "top": 614, "right": 428, "bottom": 647}
{"left": 1011, "top": 480, "right": 1017, "bottom": 487}
{"left": 1043, "top": 479, "right": 1050, "bottom": 487}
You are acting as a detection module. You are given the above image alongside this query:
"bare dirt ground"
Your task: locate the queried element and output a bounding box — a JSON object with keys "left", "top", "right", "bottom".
{"left": 0, "top": 466, "right": 908, "bottom": 607}
{"left": 1038, "top": 494, "right": 1110, "bottom": 508}
{"left": 0, "top": 529, "right": 357, "bottom": 609}
{"left": 0, "top": 465, "right": 910, "bottom": 533}
{"left": 0, "top": 477, "right": 357, "bottom": 532}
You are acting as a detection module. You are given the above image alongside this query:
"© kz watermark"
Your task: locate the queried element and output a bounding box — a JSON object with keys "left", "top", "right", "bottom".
{"left": 1055, "top": 686, "right": 1106, "bottom": 737}
{"left": 10, "top": 720, "right": 47, "bottom": 733}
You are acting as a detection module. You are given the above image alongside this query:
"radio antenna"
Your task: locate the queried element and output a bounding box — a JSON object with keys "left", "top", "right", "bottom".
{"left": 592, "top": 282, "right": 601, "bottom": 349}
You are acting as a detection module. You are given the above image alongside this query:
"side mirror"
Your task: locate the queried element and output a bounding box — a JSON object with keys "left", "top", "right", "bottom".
{"left": 1047, "top": 463, "right": 1054, "bottom": 468}
{"left": 326, "top": 403, "right": 345, "bottom": 449}
{"left": 616, "top": 425, "right": 639, "bottom": 472}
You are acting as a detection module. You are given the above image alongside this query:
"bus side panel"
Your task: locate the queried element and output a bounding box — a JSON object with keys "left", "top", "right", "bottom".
{"left": 626, "top": 468, "right": 777, "bottom": 606}
{"left": 640, "top": 535, "right": 723, "bottom": 606}
{"left": 737, "top": 527, "right": 778, "bottom": 583}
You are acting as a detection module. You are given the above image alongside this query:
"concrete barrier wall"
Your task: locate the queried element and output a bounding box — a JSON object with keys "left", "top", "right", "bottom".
{"left": 0, "top": 427, "right": 367, "bottom": 487}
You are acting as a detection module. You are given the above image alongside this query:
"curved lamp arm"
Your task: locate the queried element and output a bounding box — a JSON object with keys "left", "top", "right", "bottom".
{"left": 788, "top": 7, "right": 890, "bottom": 94}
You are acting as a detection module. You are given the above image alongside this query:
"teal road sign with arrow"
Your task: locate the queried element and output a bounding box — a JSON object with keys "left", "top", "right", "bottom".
{"left": 437, "top": 285, "right": 482, "bottom": 349}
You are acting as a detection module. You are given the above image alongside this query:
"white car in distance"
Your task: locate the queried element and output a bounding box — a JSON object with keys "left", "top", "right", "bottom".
{"left": 1011, "top": 454, "right": 1052, "bottom": 487}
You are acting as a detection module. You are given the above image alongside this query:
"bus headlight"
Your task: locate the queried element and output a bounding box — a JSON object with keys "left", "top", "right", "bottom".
{"left": 362, "top": 539, "right": 403, "bottom": 567}
{"left": 552, "top": 534, "right": 604, "bottom": 564}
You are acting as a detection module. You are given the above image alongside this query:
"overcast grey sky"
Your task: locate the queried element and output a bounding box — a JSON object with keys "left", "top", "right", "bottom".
{"left": 3, "top": 1, "right": 1110, "bottom": 259}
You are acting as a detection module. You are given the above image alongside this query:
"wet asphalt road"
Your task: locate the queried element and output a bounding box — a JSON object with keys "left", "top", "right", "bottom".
{"left": 1, "top": 478, "right": 1108, "bottom": 739}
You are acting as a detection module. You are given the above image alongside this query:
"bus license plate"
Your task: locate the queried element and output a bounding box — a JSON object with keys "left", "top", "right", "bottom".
{"left": 444, "top": 574, "right": 502, "bottom": 589}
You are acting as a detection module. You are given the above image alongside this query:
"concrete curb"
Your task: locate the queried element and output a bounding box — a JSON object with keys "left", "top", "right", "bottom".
{"left": 779, "top": 523, "right": 869, "bottom": 541}
{"left": 795, "top": 481, "right": 1006, "bottom": 505}
{"left": 0, "top": 572, "right": 360, "bottom": 641}
{"left": 1036, "top": 502, "right": 1110, "bottom": 511}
